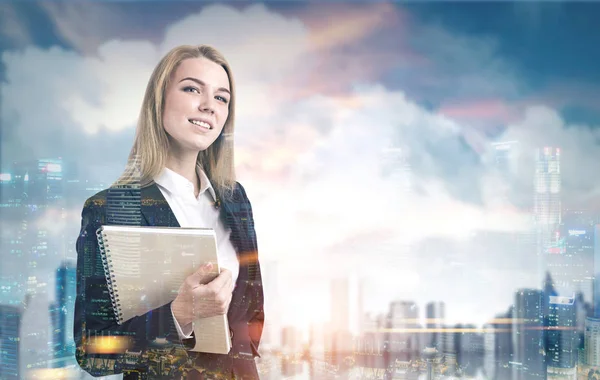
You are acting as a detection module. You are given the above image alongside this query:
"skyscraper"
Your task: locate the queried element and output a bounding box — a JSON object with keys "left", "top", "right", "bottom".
{"left": 425, "top": 301, "right": 445, "bottom": 350}
{"left": 50, "top": 261, "right": 77, "bottom": 366}
{"left": 534, "top": 147, "right": 562, "bottom": 287}
{"left": 512, "top": 289, "right": 546, "bottom": 379}
{"left": 556, "top": 211, "right": 595, "bottom": 301}
{"left": 546, "top": 296, "right": 577, "bottom": 372}
{"left": 584, "top": 317, "right": 600, "bottom": 366}
{"left": 0, "top": 305, "right": 22, "bottom": 379}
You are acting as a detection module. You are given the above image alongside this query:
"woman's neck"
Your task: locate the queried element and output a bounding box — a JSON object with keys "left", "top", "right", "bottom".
{"left": 165, "top": 154, "right": 200, "bottom": 195}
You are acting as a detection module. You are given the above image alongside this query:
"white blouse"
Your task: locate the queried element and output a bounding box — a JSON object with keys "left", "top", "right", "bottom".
{"left": 154, "top": 166, "right": 239, "bottom": 338}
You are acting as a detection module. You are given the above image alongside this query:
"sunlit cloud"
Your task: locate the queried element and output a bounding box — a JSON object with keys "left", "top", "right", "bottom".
{"left": 303, "top": 3, "right": 403, "bottom": 51}
{"left": 438, "top": 98, "right": 522, "bottom": 128}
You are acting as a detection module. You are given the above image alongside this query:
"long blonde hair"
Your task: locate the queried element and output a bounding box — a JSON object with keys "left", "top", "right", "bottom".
{"left": 113, "top": 45, "right": 237, "bottom": 200}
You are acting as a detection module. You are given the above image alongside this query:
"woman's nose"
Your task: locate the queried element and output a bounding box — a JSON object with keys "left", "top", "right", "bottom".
{"left": 198, "top": 94, "right": 215, "bottom": 114}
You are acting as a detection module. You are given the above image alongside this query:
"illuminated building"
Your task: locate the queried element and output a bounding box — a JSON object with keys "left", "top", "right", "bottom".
{"left": 534, "top": 147, "right": 561, "bottom": 285}
{"left": 37, "top": 158, "right": 63, "bottom": 204}
{"left": 0, "top": 305, "right": 21, "bottom": 379}
{"left": 584, "top": 317, "right": 600, "bottom": 366}
{"left": 512, "top": 289, "right": 545, "bottom": 379}
{"left": 0, "top": 172, "right": 19, "bottom": 208}
{"left": 49, "top": 261, "right": 77, "bottom": 366}
{"left": 547, "top": 296, "right": 577, "bottom": 372}
{"left": 10, "top": 158, "right": 64, "bottom": 207}
{"left": 552, "top": 211, "right": 595, "bottom": 302}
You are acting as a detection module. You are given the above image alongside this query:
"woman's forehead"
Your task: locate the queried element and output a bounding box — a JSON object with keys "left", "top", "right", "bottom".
{"left": 172, "top": 57, "right": 230, "bottom": 90}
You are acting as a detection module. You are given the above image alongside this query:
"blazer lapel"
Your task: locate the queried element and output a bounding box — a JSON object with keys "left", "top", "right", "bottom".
{"left": 140, "top": 183, "right": 180, "bottom": 228}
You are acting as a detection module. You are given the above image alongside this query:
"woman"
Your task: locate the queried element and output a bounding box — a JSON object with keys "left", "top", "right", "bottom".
{"left": 74, "top": 45, "right": 264, "bottom": 380}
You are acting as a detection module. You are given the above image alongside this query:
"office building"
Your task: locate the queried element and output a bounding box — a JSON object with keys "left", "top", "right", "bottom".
{"left": 0, "top": 305, "right": 22, "bottom": 379}
{"left": 534, "top": 147, "right": 561, "bottom": 285}
{"left": 512, "top": 289, "right": 546, "bottom": 379}
{"left": 584, "top": 317, "right": 600, "bottom": 366}
{"left": 547, "top": 296, "right": 577, "bottom": 371}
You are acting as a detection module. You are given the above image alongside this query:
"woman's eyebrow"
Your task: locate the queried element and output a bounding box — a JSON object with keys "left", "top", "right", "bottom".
{"left": 179, "top": 77, "right": 230, "bottom": 95}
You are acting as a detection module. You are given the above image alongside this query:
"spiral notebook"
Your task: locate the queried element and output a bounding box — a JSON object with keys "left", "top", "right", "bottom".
{"left": 96, "top": 225, "right": 232, "bottom": 355}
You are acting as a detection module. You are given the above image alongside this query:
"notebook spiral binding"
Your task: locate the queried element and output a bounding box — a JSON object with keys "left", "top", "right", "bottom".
{"left": 96, "top": 227, "right": 124, "bottom": 324}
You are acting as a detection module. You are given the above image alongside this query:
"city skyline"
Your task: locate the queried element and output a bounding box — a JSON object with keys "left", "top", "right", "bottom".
{"left": 1, "top": 158, "right": 600, "bottom": 378}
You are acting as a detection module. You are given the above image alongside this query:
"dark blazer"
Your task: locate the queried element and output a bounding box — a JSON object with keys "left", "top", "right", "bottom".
{"left": 73, "top": 181, "right": 264, "bottom": 379}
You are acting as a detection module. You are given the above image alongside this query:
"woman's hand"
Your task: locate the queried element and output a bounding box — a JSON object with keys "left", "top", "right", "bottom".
{"left": 171, "top": 262, "right": 233, "bottom": 327}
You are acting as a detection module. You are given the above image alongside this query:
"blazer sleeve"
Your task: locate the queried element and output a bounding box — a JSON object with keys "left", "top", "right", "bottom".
{"left": 73, "top": 198, "right": 188, "bottom": 377}
{"left": 238, "top": 184, "right": 265, "bottom": 356}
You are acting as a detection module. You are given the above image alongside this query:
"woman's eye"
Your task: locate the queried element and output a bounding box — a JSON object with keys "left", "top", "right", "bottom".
{"left": 183, "top": 86, "right": 199, "bottom": 93}
{"left": 216, "top": 96, "right": 229, "bottom": 104}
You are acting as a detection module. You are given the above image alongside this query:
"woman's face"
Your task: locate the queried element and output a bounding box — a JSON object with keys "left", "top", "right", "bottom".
{"left": 162, "top": 57, "right": 231, "bottom": 154}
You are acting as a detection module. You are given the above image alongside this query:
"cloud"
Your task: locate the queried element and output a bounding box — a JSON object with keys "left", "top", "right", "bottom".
{"left": 301, "top": 3, "right": 403, "bottom": 51}
{"left": 438, "top": 98, "right": 522, "bottom": 131}
{"left": 493, "top": 105, "right": 600, "bottom": 208}
{"left": 246, "top": 83, "right": 535, "bottom": 261}
{"left": 0, "top": 4, "right": 33, "bottom": 48}
{"left": 161, "top": 3, "right": 310, "bottom": 84}
{"left": 382, "top": 17, "right": 524, "bottom": 114}
{"left": 38, "top": 2, "right": 152, "bottom": 55}
{"left": 0, "top": 43, "right": 154, "bottom": 184}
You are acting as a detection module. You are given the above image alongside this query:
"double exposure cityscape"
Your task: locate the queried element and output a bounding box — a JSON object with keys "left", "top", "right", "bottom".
{"left": 1, "top": 1, "right": 600, "bottom": 379}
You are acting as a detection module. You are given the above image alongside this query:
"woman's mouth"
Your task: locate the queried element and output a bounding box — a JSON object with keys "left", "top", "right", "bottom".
{"left": 189, "top": 119, "right": 211, "bottom": 130}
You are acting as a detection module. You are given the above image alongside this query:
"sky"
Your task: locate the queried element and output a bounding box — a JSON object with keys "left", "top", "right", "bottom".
{"left": 1, "top": 1, "right": 600, "bottom": 335}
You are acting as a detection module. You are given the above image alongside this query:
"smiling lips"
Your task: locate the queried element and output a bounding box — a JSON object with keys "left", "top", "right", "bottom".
{"left": 189, "top": 119, "right": 212, "bottom": 130}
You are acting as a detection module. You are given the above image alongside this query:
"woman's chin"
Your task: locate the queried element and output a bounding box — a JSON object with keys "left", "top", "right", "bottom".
{"left": 193, "top": 141, "right": 216, "bottom": 153}
{"left": 184, "top": 138, "right": 217, "bottom": 153}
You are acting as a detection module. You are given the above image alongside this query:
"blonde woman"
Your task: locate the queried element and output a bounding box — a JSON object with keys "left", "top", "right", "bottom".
{"left": 74, "top": 45, "right": 264, "bottom": 380}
